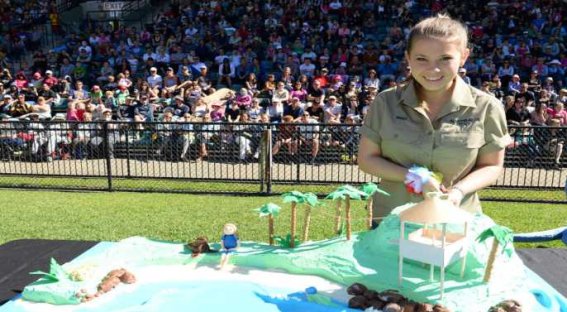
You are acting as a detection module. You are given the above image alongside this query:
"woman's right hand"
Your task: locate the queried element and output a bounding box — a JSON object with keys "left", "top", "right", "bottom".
{"left": 422, "top": 177, "right": 442, "bottom": 195}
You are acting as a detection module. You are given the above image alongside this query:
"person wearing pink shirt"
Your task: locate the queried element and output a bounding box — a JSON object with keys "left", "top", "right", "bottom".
{"left": 548, "top": 102, "right": 567, "bottom": 126}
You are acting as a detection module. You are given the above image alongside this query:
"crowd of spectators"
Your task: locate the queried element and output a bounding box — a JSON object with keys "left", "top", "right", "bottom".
{"left": 0, "top": 0, "right": 565, "bottom": 165}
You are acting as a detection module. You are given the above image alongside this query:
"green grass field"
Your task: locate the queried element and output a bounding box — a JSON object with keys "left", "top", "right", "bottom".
{"left": 0, "top": 189, "right": 565, "bottom": 248}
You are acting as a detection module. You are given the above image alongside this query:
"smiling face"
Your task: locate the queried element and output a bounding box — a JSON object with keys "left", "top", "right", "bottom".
{"left": 406, "top": 37, "right": 468, "bottom": 98}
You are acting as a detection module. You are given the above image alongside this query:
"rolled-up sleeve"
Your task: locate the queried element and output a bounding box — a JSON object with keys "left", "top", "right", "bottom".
{"left": 361, "top": 95, "right": 384, "bottom": 145}
{"left": 479, "top": 97, "right": 512, "bottom": 155}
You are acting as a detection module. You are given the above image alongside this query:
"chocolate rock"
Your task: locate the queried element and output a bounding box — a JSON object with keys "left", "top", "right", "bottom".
{"left": 347, "top": 283, "right": 368, "bottom": 296}
{"left": 348, "top": 295, "right": 369, "bottom": 309}
{"left": 364, "top": 289, "right": 379, "bottom": 300}
{"left": 383, "top": 303, "right": 402, "bottom": 312}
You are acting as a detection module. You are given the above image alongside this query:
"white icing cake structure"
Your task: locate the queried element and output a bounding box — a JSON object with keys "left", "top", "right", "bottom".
{"left": 399, "top": 192, "right": 472, "bottom": 299}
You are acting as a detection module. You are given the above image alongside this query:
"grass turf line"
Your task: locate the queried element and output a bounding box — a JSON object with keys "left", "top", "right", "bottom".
{"left": 0, "top": 190, "right": 564, "bottom": 248}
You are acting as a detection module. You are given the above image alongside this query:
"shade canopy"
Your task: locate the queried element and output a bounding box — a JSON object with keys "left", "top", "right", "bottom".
{"left": 399, "top": 192, "right": 472, "bottom": 224}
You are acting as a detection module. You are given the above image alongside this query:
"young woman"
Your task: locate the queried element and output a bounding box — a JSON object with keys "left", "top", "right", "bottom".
{"left": 358, "top": 15, "right": 511, "bottom": 222}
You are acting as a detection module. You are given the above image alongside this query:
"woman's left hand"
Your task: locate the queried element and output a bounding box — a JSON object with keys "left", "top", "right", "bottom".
{"left": 446, "top": 187, "right": 465, "bottom": 207}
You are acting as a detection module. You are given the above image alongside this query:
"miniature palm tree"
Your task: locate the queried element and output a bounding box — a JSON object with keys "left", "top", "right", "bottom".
{"left": 327, "top": 192, "right": 343, "bottom": 234}
{"left": 476, "top": 225, "right": 514, "bottom": 283}
{"left": 326, "top": 185, "right": 365, "bottom": 240}
{"left": 301, "top": 192, "right": 322, "bottom": 241}
{"left": 30, "top": 258, "right": 70, "bottom": 282}
{"left": 359, "top": 182, "right": 390, "bottom": 229}
{"left": 282, "top": 191, "right": 306, "bottom": 248}
{"left": 255, "top": 203, "right": 282, "bottom": 246}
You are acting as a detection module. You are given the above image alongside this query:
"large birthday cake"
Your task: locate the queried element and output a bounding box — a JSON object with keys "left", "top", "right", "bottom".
{"left": 2, "top": 204, "right": 566, "bottom": 312}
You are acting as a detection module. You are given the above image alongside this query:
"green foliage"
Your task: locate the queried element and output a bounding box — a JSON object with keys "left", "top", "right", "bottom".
{"left": 326, "top": 185, "right": 366, "bottom": 201}
{"left": 282, "top": 191, "right": 322, "bottom": 207}
{"left": 477, "top": 225, "right": 515, "bottom": 257}
{"left": 359, "top": 182, "right": 390, "bottom": 198}
{"left": 282, "top": 191, "right": 307, "bottom": 203}
{"left": 274, "top": 233, "right": 301, "bottom": 248}
{"left": 255, "top": 203, "right": 282, "bottom": 217}
{"left": 302, "top": 192, "right": 322, "bottom": 207}
{"left": 29, "top": 258, "right": 69, "bottom": 282}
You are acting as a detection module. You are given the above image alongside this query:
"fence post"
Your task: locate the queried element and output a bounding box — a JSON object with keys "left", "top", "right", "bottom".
{"left": 103, "top": 122, "right": 113, "bottom": 191}
{"left": 264, "top": 127, "right": 272, "bottom": 194}
{"left": 125, "top": 126, "right": 131, "bottom": 178}
{"left": 295, "top": 127, "right": 301, "bottom": 184}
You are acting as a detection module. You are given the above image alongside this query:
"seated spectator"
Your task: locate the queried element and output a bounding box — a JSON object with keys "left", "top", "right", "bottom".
{"left": 218, "top": 58, "right": 235, "bottom": 89}
{"left": 313, "top": 68, "right": 330, "bottom": 89}
{"left": 70, "top": 80, "right": 90, "bottom": 102}
{"left": 341, "top": 114, "right": 361, "bottom": 163}
{"left": 545, "top": 119, "right": 565, "bottom": 169}
{"left": 117, "top": 97, "right": 138, "bottom": 122}
{"left": 516, "top": 83, "right": 536, "bottom": 106}
{"left": 272, "top": 115, "right": 297, "bottom": 157}
{"left": 31, "top": 96, "right": 51, "bottom": 119}
{"left": 177, "top": 113, "right": 195, "bottom": 162}
{"left": 263, "top": 74, "right": 276, "bottom": 96}
{"left": 147, "top": 67, "right": 163, "bottom": 90}
{"left": 248, "top": 99, "right": 264, "bottom": 122}
{"left": 163, "top": 67, "right": 179, "bottom": 91}
{"left": 13, "top": 72, "right": 28, "bottom": 90}
{"left": 9, "top": 94, "right": 33, "bottom": 118}
{"left": 37, "top": 83, "right": 59, "bottom": 105}
{"left": 73, "top": 112, "right": 98, "bottom": 159}
{"left": 296, "top": 112, "right": 320, "bottom": 164}
{"left": 290, "top": 81, "right": 308, "bottom": 102}
{"left": 324, "top": 95, "right": 342, "bottom": 123}
{"left": 155, "top": 110, "right": 177, "bottom": 157}
{"left": 364, "top": 69, "right": 380, "bottom": 90}
{"left": 530, "top": 103, "right": 549, "bottom": 126}
{"left": 267, "top": 100, "right": 284, "bottom": 123}
{"left": 225, "top": 100, "right": 241, "bottom": 122}
{"left": 210, "top": 102, "right": 225, "bottom": 122}
{"left": 284, "top": 97, "right": 304, "bottom": 121}
{"left": 234, "top": 111, "right": 254, "bottom": 162}
{"left": 307, "top": 79, "right": 325, "bottom": 103}
{"left": 299, "top": 58, "right": 315, "bottom": 79}
{"left": 244, "top": 73, "right": 259, "bottom": 96}
{"left": 195, "top": 114, "right": 215, "bottom": 161}
{"left": 192, "top": 98, "right": 209, "bottom": 118}
{"left": 135, "top": 95, "right": 155, "bottom": 123}
{"left": 272, "top": 81, "right": 290, "bottom": 105}
{"left": 169, "top": 95, "right": 190, "bottom": 119}
{"left": 45, "top": 114, "right": 72, "bottom": 162}
{"left": 0, "top": 95, "right": 12, "bottom": 117}
{"left": 506, "top": 97, "right": 531, "bottom": 126}
{"left": 235, "top": 88, "right": 252, "bottom": 109}
{"left": 306, "top": 99, "right": 325, "bottom": 122}
{"left": 548, "top": 102, "right": 567, "bottom": 126}
{"left": 196, "top": 65, "right": 215, "bottom": 95}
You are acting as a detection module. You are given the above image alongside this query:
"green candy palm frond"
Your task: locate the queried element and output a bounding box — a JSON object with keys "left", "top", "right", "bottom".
{"left": 255, "top": 203, "right": 282, "bottom": 217}
{"left": 359, "top": 182, "right": 390, "bottom": 199}
{"left": 282, "top": 191, "right": 306, "bottom": 204}
{"left": 29, "top": 258, "right": 69, "bottom": 282}
{"left": 477, "top": 225, "right": 515, "bottom": 257}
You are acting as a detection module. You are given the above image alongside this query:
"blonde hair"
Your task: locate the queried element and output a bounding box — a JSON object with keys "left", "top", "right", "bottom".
{"left": 407, "top": 14, "right": 468, "bottom": 53}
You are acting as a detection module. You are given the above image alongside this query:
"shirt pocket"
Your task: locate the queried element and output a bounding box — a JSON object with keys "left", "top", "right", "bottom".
{"left": 439, "top": 124, "right": 485, "bottom": 148}
{"left": 381, "top": 124, "right": 422, "bottom": 145}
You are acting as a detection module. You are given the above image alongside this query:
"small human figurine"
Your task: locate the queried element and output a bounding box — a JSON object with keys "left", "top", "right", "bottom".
{"left": 220, "top": 223, "right": 239, "bottom": 268}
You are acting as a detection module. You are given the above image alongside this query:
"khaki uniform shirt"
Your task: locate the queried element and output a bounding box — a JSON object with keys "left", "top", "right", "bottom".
{"left": 361, "top": 77, "right": 511, "bottom": 218}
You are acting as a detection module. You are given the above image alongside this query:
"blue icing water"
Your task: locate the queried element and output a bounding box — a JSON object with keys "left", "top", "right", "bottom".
{"left": 62, "top": 281, "right": 354, "bottom": 312}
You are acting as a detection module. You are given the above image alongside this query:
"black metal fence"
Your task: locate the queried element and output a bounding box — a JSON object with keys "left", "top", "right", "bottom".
{"left": 0, "top": 120, "right": 565, "bottom": 202}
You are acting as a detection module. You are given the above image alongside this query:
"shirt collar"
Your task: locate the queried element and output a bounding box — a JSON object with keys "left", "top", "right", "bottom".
{"left": 400, "top": 76, "right": 477, "bottom": 110}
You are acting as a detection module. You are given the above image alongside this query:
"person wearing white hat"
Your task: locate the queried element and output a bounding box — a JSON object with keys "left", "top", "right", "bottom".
{"left": 147, "top": 67, "right": 163, "bottom": 89}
